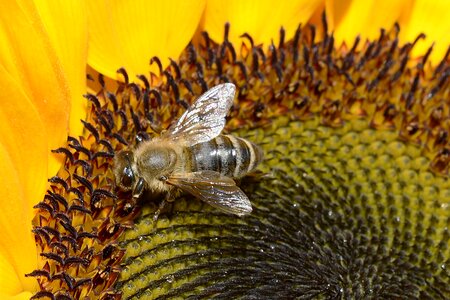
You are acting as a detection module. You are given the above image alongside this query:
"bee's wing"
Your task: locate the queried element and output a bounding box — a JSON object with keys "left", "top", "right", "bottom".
{"left": 164, "top": 83, "right": 236, "bottom": 146}
{"left": 167, "top": 170, "right": 252, "bottom": 216}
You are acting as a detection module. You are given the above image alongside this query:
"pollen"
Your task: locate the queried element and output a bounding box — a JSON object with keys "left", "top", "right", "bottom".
{"left": 30, "top": 17, "right": 449, "bottom": 299}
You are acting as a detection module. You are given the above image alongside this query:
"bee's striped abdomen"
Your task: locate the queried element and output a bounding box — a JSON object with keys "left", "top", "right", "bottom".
{"left": 186, "top": 134, "right": 263, "bottom": 178}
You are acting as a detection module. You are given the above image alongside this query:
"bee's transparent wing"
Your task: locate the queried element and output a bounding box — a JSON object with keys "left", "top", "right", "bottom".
{"left": 167, "top": 170, "right": 252, "bottom": 216}
{"left": 164, "top": 83, "right": 236, "bottom": 146}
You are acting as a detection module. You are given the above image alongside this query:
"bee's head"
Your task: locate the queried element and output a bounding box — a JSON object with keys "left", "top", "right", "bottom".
{"left": 113, "top": 150, "right": 136, "bottom": 191}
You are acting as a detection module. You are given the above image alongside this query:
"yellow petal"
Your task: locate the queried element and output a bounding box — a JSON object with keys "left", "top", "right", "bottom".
{"left": 0, "top": 251, "right": 21, "bottom": 296}
{"left": 0, "top": 66, "right": 44, "bottom": 295}
{"left": 399, "top": 0, "right": 450, "bottom": 64}
{"left": 0, "top": 0, "right": 71, "bottom": 175}
{"left": 326, "top": 0, "right": 410, "bottom": 45}
{"left": 0, "top": 0, "right": 88, "bottom": 296}
{"left": 34, "top": 0, "right": 88, "bottom": 137}
{"left": 0, "top": 292, "right": 33, "bottom": 300}
{"left": 87, "top": 0, "right": 206, "bottom": 80}
{"left": 203, "top": 0, "right": 322, "bottom": 48}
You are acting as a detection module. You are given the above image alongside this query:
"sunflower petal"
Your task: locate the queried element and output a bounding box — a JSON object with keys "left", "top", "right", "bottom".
{"left": 34, "top": 0, "right": 88, "bottom": 136}
{"left": 87, "top": 0, "right": 205, "bottom": 80}
{"left": 0, "top": 244, "right": 28, "bottom": 296}
{"left": 203, "top": 0, "right": 322, "bottom": 48}
{"left": 0, "top": 0, "right": 72, "bottom": 176}
{"left": 0, "top": 66, "right": 44, "bottom": 294}
{"left": 326, "top": 0, "right": 409, "bottom": 45}
{"left": 399, "top": 0, "right": 450, "bottom": 64}
{"left": 0, "top": 293, "right": 33, "bottom": 300}
{"left": 0, "top": 0, "right": 88, "bottom": 295}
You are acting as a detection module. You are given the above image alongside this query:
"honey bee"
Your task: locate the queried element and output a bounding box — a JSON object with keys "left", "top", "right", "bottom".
{"left": 113, "top": 83, "right": 263, "bottom": 217}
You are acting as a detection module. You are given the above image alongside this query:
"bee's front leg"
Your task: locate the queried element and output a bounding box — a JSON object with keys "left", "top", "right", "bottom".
{"left": 133, "top": 177, "right": 145, "bottom": 199}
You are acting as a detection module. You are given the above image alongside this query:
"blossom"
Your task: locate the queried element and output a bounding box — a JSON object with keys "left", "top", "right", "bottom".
{"left": 0, "top": 0, "right": 448, "bottom": 298}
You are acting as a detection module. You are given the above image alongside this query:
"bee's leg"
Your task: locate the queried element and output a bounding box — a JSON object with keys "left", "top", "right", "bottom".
{"left": 153, "top": 191, "right": 173, "bottom": 222}
{"left": 153, "top": 176, "right": 174, "bottom": 222}
{"left": 132, "top": 177, "right": 145, "bottom": 199}
{"left": 123, "top": 197, "right": 137, "bottom": 213}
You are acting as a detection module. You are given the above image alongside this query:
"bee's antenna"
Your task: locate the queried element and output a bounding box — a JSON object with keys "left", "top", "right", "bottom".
{"left": 135, "top": 132, "right": 151, "bottom": 145}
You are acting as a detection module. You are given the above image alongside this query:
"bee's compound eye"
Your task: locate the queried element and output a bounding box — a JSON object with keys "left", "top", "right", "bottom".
{"left": 121, "top": 166, "right": 134, "bottom": 187}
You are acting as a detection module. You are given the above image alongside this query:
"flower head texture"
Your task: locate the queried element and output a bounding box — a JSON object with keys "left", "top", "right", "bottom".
{"left": 0, "top": 1, "right": 449, "bottom": 299}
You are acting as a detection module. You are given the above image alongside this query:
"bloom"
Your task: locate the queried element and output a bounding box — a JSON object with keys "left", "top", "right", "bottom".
{"left": 1, "top": 0, "right": 449, "bottom": 298}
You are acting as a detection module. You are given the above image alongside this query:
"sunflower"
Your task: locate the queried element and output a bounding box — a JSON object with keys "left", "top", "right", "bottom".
{"left": 1, "top": 0, "right": 449, "bottom": 299}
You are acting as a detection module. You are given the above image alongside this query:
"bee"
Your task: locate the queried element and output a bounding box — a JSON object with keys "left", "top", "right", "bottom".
{"left": 113, "top": 83, "right": 263, "bottom": 217}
